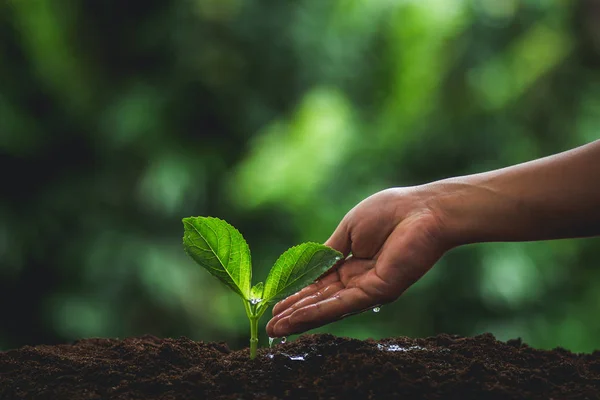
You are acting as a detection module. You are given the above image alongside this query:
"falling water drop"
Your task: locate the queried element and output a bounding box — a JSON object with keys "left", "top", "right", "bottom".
{"left": 372, "top": 307, "right": 381, "bottom": 313}
{"left": 281, "top": 337, "right": 287, "bottom": 344}
{"left": 268, "top": 337, "right": 274, "bottom": 348}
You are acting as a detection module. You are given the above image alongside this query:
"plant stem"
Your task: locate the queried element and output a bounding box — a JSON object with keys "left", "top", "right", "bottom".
{"left": 245, "top": 300, "right": 268, "bottom": 359}
{"left": 249, "top": 316, "right": 259, "bottom": 359}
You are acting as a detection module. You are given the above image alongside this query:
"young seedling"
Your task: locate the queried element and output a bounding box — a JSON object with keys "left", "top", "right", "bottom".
{"left": 182, "top": 216, "right": 342, "bottom": 359}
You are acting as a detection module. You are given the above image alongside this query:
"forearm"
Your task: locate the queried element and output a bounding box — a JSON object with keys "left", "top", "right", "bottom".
{"left": 427, "top": 140, "right": 600, "bottom": 246}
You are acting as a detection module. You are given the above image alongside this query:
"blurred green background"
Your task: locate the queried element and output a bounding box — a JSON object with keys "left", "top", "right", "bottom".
{"left": 1, "top": 0, "right": 599, "bottom": 353}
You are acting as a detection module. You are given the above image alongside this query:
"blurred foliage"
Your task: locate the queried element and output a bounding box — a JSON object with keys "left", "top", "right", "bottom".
{"left": 1, "top": 0, "right": 599, "bottom": 353}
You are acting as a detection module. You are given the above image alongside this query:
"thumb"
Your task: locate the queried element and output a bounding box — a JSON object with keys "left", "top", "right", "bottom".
{"left": 324, "top": 220, "right": 352, "bottom": 257}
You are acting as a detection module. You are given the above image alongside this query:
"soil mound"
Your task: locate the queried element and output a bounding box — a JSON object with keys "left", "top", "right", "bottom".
{"left": 1, "top": 333, "right": 599, "bottom": 399}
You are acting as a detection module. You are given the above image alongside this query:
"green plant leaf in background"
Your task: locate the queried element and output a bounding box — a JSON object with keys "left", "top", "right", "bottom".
{"left": 182, "top": 217, "right": 252, "bottom": 300}
{"left": 262, "top": 242, "right": 343, "bottom": 304}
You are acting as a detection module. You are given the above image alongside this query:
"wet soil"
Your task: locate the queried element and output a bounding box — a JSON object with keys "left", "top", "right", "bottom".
{"left": 1, "top": 333, "right": 599, "bottom": 399}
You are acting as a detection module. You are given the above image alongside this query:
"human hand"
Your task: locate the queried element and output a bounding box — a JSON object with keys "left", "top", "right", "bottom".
{"left": 266, "top": 186, "right": 451, "bottom": 337}
{"left": 268, "top": 139, "right": 600, "bottom": 337}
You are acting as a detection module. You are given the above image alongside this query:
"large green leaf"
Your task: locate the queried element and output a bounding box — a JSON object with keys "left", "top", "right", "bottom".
{"left": 262, "top": 243, "right": 342, "bottom": 303}
{"left": 182, "top": 217, "right": 251, "bottom": 300}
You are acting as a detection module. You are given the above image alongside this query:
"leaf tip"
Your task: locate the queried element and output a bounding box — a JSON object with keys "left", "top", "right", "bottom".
{"left": 182, "top": 216, "right": 198, "bottom": 228}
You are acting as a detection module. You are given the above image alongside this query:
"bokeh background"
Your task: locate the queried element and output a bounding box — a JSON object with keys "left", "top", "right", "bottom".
{"left": 1, "top": 0, "right": 600, "bottom": 353}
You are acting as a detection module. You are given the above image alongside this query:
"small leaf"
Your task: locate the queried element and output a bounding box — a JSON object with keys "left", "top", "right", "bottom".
{"left": 251, "top": 282, "right": 264, "bottom": 301}
{"left": 182, "top": 216, "right": 251, "bottom": 300}
{"left": 263, "top": 243, "right": 342, "bottom": 303}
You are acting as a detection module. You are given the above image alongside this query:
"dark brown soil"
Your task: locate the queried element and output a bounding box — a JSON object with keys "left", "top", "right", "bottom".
{"left": 1, "top": 333, "right": 599, "bottom": 399}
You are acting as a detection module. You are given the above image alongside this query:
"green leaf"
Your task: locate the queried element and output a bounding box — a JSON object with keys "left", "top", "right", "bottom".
{"left": 250, "top": 282, "right": 264, "bottom": 301}
{"left": 263, "top": 243, "right": 342, "bottom": 303}
{"left": 182, "top": 216, "right": 251, "bottom": 300}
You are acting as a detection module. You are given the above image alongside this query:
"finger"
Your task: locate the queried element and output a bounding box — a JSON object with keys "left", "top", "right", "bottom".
{"left": 272, "top": 281, "right": 344, "bottom": 323}
{"left": 271, "top": 269, "right": 340, "bottom": 316}
{"left": 270, "top": 287, "right": 373, "bottom": 337}
{"left": 272, "top": 255, "right": 371, "bottom": 318}
{"left": 266, "top": 281, "right": 344, "bottom": 336}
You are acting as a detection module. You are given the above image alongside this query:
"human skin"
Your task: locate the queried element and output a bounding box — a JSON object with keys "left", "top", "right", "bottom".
{"left": 266, "top": 140, "right": 600, "bottom": 337}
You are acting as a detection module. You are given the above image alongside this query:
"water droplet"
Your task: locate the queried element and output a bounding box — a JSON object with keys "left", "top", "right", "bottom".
{"left": 250, "top": 298, "right": 262, "bottom": 305}
{"left": 279, "top": 352, "right": 307, "bottom": 361}
{"left": 268, "top": 337, "right": 274, "bottom": 348}
{"left": 376, "top": 343, "right": 427, "bottom": 352}
{"left": 372, "top": 307, "right": 381, "bottom": 313}
{"left": 281, "top": 337, "right": 287, "bottom": 344}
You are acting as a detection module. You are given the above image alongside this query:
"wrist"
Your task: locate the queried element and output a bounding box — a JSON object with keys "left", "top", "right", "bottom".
{"left": 419, "top": 176, "right": 505, "bottom": 248}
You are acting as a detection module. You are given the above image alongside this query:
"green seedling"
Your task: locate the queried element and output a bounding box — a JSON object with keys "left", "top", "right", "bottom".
{"left": 182, "top": 216, "right": 342, "bottom": 359}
